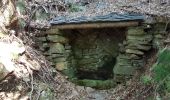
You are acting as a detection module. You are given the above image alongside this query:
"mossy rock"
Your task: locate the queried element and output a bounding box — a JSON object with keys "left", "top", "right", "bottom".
{"left": 128, "top": 27, "right": 146, "bottom": 36}
{"left": 47, "top": 35, "right": 68, "bottom": 44}
{"left": 48, "top": 43, "right": 65, "bottom": 54}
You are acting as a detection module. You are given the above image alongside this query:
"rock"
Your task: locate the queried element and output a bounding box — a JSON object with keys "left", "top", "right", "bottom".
{"left": 127, "top": 40, "right": 150, "bottom": 45}
{"left": 126, "top": 44, "right": 151, "bottom": 51}
{"left": 129, "top": 54, "right": 141, "bottom": 60}
{"left": 127, "top": 35, "right": 152, "bottom": 42}
{"left": 126, "top": 49, "right": 144, "bottom": 55}
{"left": 78, "top": 58, "right": 98, "bottom": 65}
{"left": 131, "top": 59, "right": 144, "bottom": 68}
{"left": 116, "top": 58, "right": 132, "bottom": 66}
{"left": 154, "top": 34, "right": 164, "bottom": 39}
{"left": 47, "top": 35, "right": 68, "bottom": 44}
{"left": 51, "top": 53, "right": 65, "bottom": 58}
{"left": 48, "top": 43, "right": 65, "bottom": 54}
{"left": 42, "top": 43, "right": 49, "bottom": 48}
{"left": 114, "top": 64, "right": 135, "bottom": 75}
{"left": 55, "top": 62, "right": 68, "bottom": 71}
{"left": 128, "top": 27, "right": 146, "bottom": 35}
{"left": 85, "top": 87, "right": 95, "bottom": 93}
{"left": 46, "top": 27, "right": 62, "bottom": 34}
{"left": 53, "top": 57, "right": 66, "bottom": 63}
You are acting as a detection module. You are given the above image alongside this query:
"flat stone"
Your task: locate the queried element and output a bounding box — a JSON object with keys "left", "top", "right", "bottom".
{"left": 46, "top": 28, "right": 62, "bottom": 34}
{"left": 127, "top": 40, "right": 150, "bottom": 45}
{"left": 126, "top": 49, "right": 144, "bottom": 55}
{"left": 154, "top": 34, "right": 164, "bottom": 39}
{"left": 128, "top": 27, "right": 146, "bottom": 35}
{"left": 126, "top": 44, "right": 151, "bottom": 51}
{"left": 127, "top": 34, "right": 152, "bottom": 42}
{"left": 47, "top": 35, "right": 68, "bottom": 44}
{"left": 42, "top": 43, "right": 49, "bottom": 48}
{"left": 53, "top": 57, "right": 66, "bottom": 63}
{"left": 55, "top": 62, "right": 68, "bottom": 71}
{"left": 48, "top": 43, "right": 65, "bottom": 54}
{"left": 129, "top": 54, "right": 141, "bottom": 60}
{"left": 78, "top": 58, "right": 98, "bottom": 65}
{"left": 51, "top": 53, "right": 65, "bottom": 58}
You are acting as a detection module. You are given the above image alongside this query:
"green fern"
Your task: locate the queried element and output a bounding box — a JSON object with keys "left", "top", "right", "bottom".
{"left": 153, "top": 48, "right": 170, "bottom": 82}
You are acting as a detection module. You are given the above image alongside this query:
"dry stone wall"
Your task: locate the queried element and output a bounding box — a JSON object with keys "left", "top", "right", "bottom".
{"left": 35, "top": 23, "right": 166, "bottom": 85}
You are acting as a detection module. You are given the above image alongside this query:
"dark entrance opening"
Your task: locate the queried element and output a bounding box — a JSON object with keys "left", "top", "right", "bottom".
{"left": 62, "top": 28, "right": 126, "bottom": 81}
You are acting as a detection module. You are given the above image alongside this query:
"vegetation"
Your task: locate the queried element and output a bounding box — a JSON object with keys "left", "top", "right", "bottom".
{"left": 0, "top": 0, "right": 170, "bottom": 99}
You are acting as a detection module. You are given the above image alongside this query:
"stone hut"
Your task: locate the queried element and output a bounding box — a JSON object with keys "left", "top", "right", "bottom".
{"left": 35, "top": 12, "right": 165, "bottom": 89}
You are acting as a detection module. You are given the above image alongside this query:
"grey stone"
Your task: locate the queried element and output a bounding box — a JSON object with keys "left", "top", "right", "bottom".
{"left": 78, "top": 58, "right": 98, "bottom": 65}
{"left": 51, "top": 53, "right": 65, "bottom": 58}
{"left": 126, "top": 44, "right": 151, "bottom": 51}
{"left": 53, "top": 57, "right": 66, "bottom": 63}
{"left": 154, "top": 34, "right": 164, "bottom": 39}
{"left": 47, "top": 35, "right": 68, "bottom": 44}
{"left": 126, "top": 49, "right": 144, "bottom": 55}
{"left": 127, "top": 40, "right": 151, "bottom": 45}
{"left": 128, "top": 27, "right": 146, "bottom": 35}
{"left": 46, "top": 28, "right": 62, "bottom": 34}
{"left": 55, "top": 61, "right": 68, "bottom": 71}
{"left": 48, "top": 43, "right": 65, "bottom": 54}
{"left": 127, "top": 34, "right": 153, "bottom": 42}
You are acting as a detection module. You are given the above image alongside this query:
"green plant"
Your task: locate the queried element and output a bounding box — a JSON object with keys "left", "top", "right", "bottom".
{"left": 152, "top": 48, "right": 170, "bottom": 82}
{"left": 140, "top": 75, "right": 152, "bottom": 85}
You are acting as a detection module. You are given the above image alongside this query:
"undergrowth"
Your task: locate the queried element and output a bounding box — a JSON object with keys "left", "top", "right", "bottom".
{"left": 140, "top": 47, "right": 170, "bottom": 99}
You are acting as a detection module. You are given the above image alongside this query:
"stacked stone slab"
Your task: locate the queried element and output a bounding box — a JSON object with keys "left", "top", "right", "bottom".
{"left": 114, "top": 27, "right": 152, "bottom": 81}
{"left": 35, "top": 27, "right": 76, "bottom": 78}
{"left": 152, "top": 23, "right": 166, "bottom": 49}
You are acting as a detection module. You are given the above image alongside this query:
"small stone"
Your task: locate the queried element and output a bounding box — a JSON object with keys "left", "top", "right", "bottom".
{"left": 129, "top": 54, "right": 141, "bottom": 60}
{"left": 126, "top": 49, "right": 144, "bottom": 55}
{"left": 85, "top": 87, "right": 95, "bottom": 92}
{"left": 53, "top": 57, "right": 66, "bottom": 63}
{"left": 46, "top": 27, "right": 62, "bottom": 34}
{"left": 154, "top": 34, "right": 164, "bottom": 39}
{"left": 48, "top": 43, "right": 65, "bottom": 54}
{"left": 128, "top": 27, "right": 146, "bottom": 35}
{"left": 126, "top": 44, "right": 151, "bottom": 51}
{"left": 47, "top": 35, "right": 68, "bottom": 44}
{"left": 127, "top": 35, "right": 152, "bottom": 42}
{"left": 55, "top": 62, "right": 68, "bottom": 71}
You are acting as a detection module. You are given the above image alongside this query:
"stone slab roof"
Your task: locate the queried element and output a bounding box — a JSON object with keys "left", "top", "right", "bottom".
{"left": 50, "top": 12, "right": 144, "bottom": 25}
